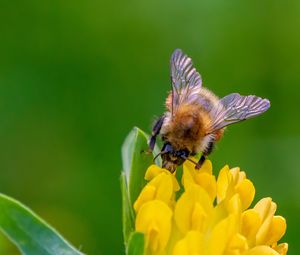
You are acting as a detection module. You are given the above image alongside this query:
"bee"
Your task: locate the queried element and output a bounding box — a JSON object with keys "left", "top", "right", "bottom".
{"left": 149, "top": 49, "right": 270, "bottom": 173}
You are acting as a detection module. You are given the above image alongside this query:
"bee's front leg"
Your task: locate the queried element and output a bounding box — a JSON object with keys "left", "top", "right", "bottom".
{"left": 148, "top": 115, "right": 165, "bottom": 151}
{"left": 195, "top": 155, "right": 206, "bottom": 169}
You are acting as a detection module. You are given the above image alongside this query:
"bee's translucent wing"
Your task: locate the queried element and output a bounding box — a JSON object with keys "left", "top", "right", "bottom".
{"left": 208, "top": 93, "right": 270, "bottom": 132}
{"left": 170, "top": 49, "right": 202, "bottom": 114}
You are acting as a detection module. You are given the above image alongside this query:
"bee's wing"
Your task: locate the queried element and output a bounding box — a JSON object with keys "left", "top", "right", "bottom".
{"left": 208, "top": 93, "right": 270, "bottom": 132}
{"left": 170, "top": 49, "right": 202, "bottom": 114}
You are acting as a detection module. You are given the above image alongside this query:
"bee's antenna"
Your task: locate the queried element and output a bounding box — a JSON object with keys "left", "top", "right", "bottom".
{"left": 186, "top": 158, "right": 198, "bottom": 165}
{"left": 180, "top": 155, "right": 198, "bottom": 166}
{"left": 153, "top": 150, "right": 167, "bottom": 162}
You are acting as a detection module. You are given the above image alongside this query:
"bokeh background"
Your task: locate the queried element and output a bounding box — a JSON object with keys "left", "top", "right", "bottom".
{"left": 0, "top": 0, "right": 299, "bottom": 254}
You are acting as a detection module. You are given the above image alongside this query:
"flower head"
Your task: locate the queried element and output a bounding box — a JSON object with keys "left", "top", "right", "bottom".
{"left": 133, "top": 160, "right": 288, "bottom": 255}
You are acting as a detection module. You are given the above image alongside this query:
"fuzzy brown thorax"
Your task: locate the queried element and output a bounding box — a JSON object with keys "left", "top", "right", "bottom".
{"left": 162, "top": 104, "right": 211, "bottom": 152}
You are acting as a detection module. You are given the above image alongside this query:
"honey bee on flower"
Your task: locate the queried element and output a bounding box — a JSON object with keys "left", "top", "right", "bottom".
{"left": 149, "top": 49, "right": 270, "bottom": 172}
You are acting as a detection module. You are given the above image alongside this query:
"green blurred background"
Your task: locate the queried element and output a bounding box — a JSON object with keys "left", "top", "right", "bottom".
{"left": 0, "top": 0, "right": 299, "bottom": 254}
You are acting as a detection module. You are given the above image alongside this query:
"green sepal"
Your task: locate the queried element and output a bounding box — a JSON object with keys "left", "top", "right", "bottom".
{"left": 121, "top": 127, "right": 160, "bottom": 205}
{"left": 120, "top": 172, "right": 134, "bottom": 246}
{"left": 127, "top": 232, "right": 144, "bottom": 255}
{"left": 0, "top": 193, "right": 84, "bottom": 255}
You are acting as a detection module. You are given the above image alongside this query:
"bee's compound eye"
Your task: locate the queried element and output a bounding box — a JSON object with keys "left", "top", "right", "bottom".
{"left": 162, "top": 143, "right": 173, "bottom": 153}
{"left": 175, "top": 149, "right": 189, "bottom": 159}
{"left": 182, "top": 149, "right": 189, "bottom": 158}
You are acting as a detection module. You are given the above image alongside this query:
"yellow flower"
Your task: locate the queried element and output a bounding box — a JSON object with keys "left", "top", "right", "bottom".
{"left": 134, "top": 165, "right": 180, "bottom": 212}
{"left": 134, "top": 161, "right": 288, "bottom": 255}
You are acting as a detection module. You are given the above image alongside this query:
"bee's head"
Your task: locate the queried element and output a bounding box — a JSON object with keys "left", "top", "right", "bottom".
{"left": 158, "top": 142, "right": 189, "bottom": 173}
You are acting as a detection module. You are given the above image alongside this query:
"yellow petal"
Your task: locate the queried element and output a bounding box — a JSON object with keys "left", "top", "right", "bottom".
{"left": 217, "top": 165, "right": 231, "bottom": 203}
{"left": 145, "top": 165, "right": 166, "bottom": 180}
{"left": 254, "top": 199, "right": 278, "bottom": 246}
{"left": 230, "top": 167, "right": 242, "bottom": 185}
{"left": 227, "top": 193, "right": 242, "bottom": 215}
{"left": 191, "top": 202, "right": 207, "bottom": 232}
{"left": 241, "top": 209, "right": 262, "bottom": 246}
{"left": 238, "top": 171, "right": 246, "bottom": 183}
{"left": 182, "top": 157, "right": 197, "bottom": 173}
{"left": 235, "top": 179, "right": 255, "bottom": 210}
{"left": 245, "top": 245, "right": 279, "bottom": 255}
{"left": 228, "top": 233, "right": 248, "bottom": 252}
{"left": 183, "top": 158, "right": 213, "bottom": 175}
{"left": 182, "top": 160, "right": 216, "bottom": 200}
{"left": 182, "top": 165, "right": 197, "bottom": 189}
{"left": 172, "top": 178, "right": 181, "bottom": 192}
{"left": 134, "top": 185, "right": 156, "bottom": 212}
{"left": 198, "top": 159, "right": 213, "bottom": 174}
{"left": 145, "top": 165, "right": 180, "bottom": 191}
{"left": 208, "top": 214, "right": 237, "bottom": 255}
{"left": 153, "top": 173, "right": 175, "bottom": 204}
{"left": 230, "top": 167, "right": 247, "bottom": 185}
{"left": 264, "top": 216, "right": 287, "bottom": 245}
{"left": 256, "top": 214, "right": 273, "bottom": 245}
{"left": 136, "top": 200, "right": 173, "bottom": 253}
{"left": 194, "top": 172, "right": 217, "bottom": 201}
{"left": 172, "top": 231, "right": 203, "bottom": 255}
{"left": 174, "top": 184, "right": 213, "bottom": 234}
{"left": 134, "top": 172, "right": 175, "bottom": 213}
{"left": 273, "top": 243, "right": 288, "bottom": 255}
{"left": 254, "top": 198, "right": 277, "bottom": 222}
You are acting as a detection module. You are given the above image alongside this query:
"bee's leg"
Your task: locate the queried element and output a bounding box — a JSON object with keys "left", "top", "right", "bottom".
{"left": 195, "top": 155, "right": 206, "bottom": 169}
{"left": 149, "top": 115, "right": 165, "bottom": 151}
{"left": 195, "top": 141, "right": 214, "bottom": 169}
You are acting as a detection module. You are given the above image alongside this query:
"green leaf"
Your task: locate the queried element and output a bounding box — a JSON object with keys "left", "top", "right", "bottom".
{"left": 0, "top": 193, "right": 84, "bottom": 255}
{"left": 121, "top": 127, "right": 160, "bottom": 208}
{"left": 120, "top": 172, "right": 134, "bottom": 246}
{"left": 127, "top": 232, "right": 144, "bottom": 255}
